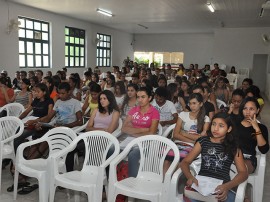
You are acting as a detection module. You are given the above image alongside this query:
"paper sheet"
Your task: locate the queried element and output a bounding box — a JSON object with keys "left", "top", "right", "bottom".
{"left": 191, "top": 175, "right": 223, "bottom": 196}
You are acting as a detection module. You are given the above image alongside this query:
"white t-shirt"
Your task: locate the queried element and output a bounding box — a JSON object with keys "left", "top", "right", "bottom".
{"left": 115, "top": 95, "right": 125, "bottom": 107}
{"left": 178, "top": 111, "right": 210, "bottom": 134}
{"left": 53, "top": 98, "right": 82, "bottom": 125}
{"left": 152, "top": 99, "right": 177, "bottom": 122}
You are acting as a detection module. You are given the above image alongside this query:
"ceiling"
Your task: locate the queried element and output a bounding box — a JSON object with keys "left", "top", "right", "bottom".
{"left": 8, "top": 0, "right": 270, "bottom": 34}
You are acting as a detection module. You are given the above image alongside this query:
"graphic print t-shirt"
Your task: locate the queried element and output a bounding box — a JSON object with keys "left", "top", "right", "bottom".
{"left": 53, "top": 98, "right": 81, "bottom": 125}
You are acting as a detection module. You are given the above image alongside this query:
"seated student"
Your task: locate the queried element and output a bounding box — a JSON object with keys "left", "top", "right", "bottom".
{"left": 228, "top": 89, "right": 245, "bottom": 125}
{"left": 10, "top": 78, "right": 32, "bottom": 108}
{"left": 240, "top": 78, "right": 253, "bottom": 94}
{"left": 69, "top": 76, "right": 81, "bottom": 101}
{"left": 167, "top": 83, "right": 182, "bottom": 113}
{"left": 42, "top": 76, "right": 59, "bottom": 103}
{"left": 121, "top": 83, "right": 138, "bottom": 120}
{"left": 81, "top": 83, "right": 102, "bottom": 116}
{"left": 214, "top": 77, "right": 229, "bottom": 104}
{"left": 121, "top": 86, "right": 160, "bottom": 177}
{"left": 178, "top": 80, "right": 191, "bottom": 112}
{"left": 151, "top": 87, "right": 178, "bottom": 131}
{"left": 192, "top": 85, "right": 215, "bottom": 120}
{"left": 114, "top": 81, "right": 126, "bottom": 109}
{"left": 173, "top": 93, "right": 210, "bottom": 144}
{"left": 0, "top": 77, "right": 14, "bottom": 108}
{"left": 245, "top": 85, "right": 264, "bottom": 116}
{"left": 66, "top": 90, "right": 119, "bottom": 172}
{"left": 236, "top": 97, "right": 269, "bottom": 175}
{"left": 180, "top": 112, "right": 248, "bottom": 202}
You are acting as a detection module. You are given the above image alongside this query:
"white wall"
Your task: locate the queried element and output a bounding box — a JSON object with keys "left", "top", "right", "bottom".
{"left": 134, "top": 33, "right": 214, "bottom": 67}
{"left": 134, "top": 28, "right": 270, "bottom": 99}
{"left": 0, "top": 1, "right": 133, "bottom": 76}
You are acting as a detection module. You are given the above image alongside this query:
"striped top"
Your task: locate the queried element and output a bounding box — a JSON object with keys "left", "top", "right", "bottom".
{"left": 197, "top": 136, "right": 234, "bottom": 183}
{"left": 15, "top": 91, "right": 31, "bottom": 107}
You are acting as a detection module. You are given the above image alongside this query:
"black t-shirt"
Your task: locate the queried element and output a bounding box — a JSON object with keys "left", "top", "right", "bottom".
{"left": 197, "top": 136, "right": 234, "bottom": 183}
{"left": 230, "top": 113, "right": 242, "bottom": 126}
{"left": 31, "top": 98, "right": 54, "bottom": 118}
{"left": 235, "top": 123, "right": 269, "bottom": 156}
{"left": 203, "top": 101, "right": 215, "bottom": 117}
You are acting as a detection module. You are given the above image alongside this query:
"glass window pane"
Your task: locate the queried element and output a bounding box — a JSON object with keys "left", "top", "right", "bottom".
{"left": 43, "top": 44, "right": 48, "bottom": 54}
{"left": 103, "top": 50, "right": 106, "bottom": 57}
{"left": 27, "top": 42, "right": 33, "bottom": 54}
{"left": 65, "top": 46, "right": 69, "bottom": 55}
{"left": 75, "top": 47, "right": 79, "bottom": 56}
{"left": 96, "top": 49, "right": 99, "bottom": 56}
{"left": 35, "top": 43, "right": 41, "bottom": 54}
{"left": 107, "top": 51, "right": 110, "bottom": 57}
{"left": 80, "top": 57, "right": 84, "bottom": 66}
{"left": 36, "top": 56, "right": 41, "bottom": 67}
{"left": 42, "top": 32, "right": 48, "bottom": 40}
{"left": 100, "top": 42, "right": 103, "bottom": 47}
{"left": 19, "top": 41, "right": 25, "bottom": 53}
{"left": 80, "top": 39, "right": 84, "bottom": 45}
{"left": 65, "top": 57, "right": 69, "bottom": 66}
{"left": 65, "top": 36, "right": 69, "bottom": 43}
{"left": 81, "top": 47, "right": 84, "bottom": 56}
{"left": 26, "top": 20, "right": 33, "bottom": 29}
{"left": 100, "top": 35, "right": 103, "bottom": 40}
{"left": 103, "top": 58, "right": 106, "bottom": 66}
{"left": 99, "top": 49, "right": 102, "bottom": 57}
{"left": 27, "top": 55, "right": 34, "bottom": 67}
{"left": 103, "top": 36, "right": 107, "bottom": 41}
{"left": 65, "top": 28, "right": 69, "bottom": 35}
{"left": 42, "top": 23, "right": 48, "bottom": 31}
{"left": 43, "top": 56, "right": 48, "bottom": 66}
{"left": 75, "top": 38, "right": 79, "bottom": 44}
{"left": 19, "top": 55, "right": 25, "bottom": 67}
{"left": 99, "top": 58, "right": 102, "bottom": 66}
{"left": 70, "top": 37, "right": 74, "bottom": 43}
{"left": 70, "top": 46, "right": 74, "bottom": 56}
{"left": 107, "top": 42, "right": 110, "bottom": 48}
{"left": 19, "top": 29, "right": 25, "bottom": 37}
{"left": 34, "top": 22, "right": 41, "bottom": 30}
{"left": 107, "top": 59, "right": 110, "bottom": 66}
{"left": 18, "top": 18, "right": 25, "bottom": 28}
{"left": 26, "top": 30, "right": 33, "bottom": 38}
{"left": 75, "top": 57, "right": 79, "bottom": 66}
{"left": 70, "top": 57, "right": 74, "bottom": 66}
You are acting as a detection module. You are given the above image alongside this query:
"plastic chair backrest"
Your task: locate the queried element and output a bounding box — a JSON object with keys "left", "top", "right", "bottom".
{"left": 163, "top": 124, "right": 176, "bottom": 137}
{"left": 124, "top": 135, "right": 179, "bottom": 183}
{"left": 157, "top": 123, "right": 163, "bottom": 136}
{"left": 81, "top": 131, "right": 120, "bottom": 168}
{"left": 112, "top": 118, "right": 122, "bottom": 137}
{"left": 0, "top": 103, "right": 24, "bottom": 117}
{"left": 0, "top": 116, "right": 24, "bottom": 141}
{"left": 216, "top": 99, "right": 227, "bottom": 109}
{"left": 45, "top": 127, "right": 77, "bottom": 155}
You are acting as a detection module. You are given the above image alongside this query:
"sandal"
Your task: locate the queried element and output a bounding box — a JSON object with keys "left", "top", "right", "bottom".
{"left": 18, "top": 184, "right": 39, "bottom": 195}
{"left": 7, "top": 182, "right": 30, "bottom": 192}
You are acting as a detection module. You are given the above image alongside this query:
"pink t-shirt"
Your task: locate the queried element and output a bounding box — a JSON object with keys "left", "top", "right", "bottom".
{"left": 128, "top": 105, "right": 160, "bottom": 128}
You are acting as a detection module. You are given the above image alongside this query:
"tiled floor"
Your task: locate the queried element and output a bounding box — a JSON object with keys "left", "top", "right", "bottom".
{"left": 1, "top": 97, "right": 270, "bottom": 202}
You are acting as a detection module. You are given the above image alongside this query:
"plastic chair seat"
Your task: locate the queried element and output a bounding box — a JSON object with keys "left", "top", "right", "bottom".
{"left": 115, "top": 177, "right": 163, "bottom": 195}
{"left": 2, "top": 144, "right": 13, "bottom": 154}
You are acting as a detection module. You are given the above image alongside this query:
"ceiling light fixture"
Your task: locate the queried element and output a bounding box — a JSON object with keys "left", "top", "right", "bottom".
{"left": 96, "top": 8, "right": 113, "bottom": 17}
{"left": 206, "top": 2, "right": 215, "bottom": 13}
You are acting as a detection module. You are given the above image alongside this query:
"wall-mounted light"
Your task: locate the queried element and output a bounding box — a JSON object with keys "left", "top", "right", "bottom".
{"left": 96, "top": 8, "right": 113, "bottom": 17}
{"left": 206, "top": 2, "right": 215, "bottom": 13}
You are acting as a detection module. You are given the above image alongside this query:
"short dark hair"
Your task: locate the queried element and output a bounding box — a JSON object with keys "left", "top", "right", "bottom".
{"left": 155, "top": 87, "right": 169, "bottom": 100}
{"left": 58, "top": 82, "right": 71, "bottom": 92}
{"left": 89, "top": 83, "right": 102, "bottom": 93}
{"left": 232, "top": 89, "right": 245, "bottom": 98}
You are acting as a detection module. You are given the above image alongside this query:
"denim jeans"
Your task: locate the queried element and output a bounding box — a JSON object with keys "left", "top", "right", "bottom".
{"left": 188, "top": 190, "right": 235, "bottom": 202}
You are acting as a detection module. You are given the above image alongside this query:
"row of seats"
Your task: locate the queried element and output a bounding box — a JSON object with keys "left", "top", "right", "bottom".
{"left": 0, "top": 102, "right": 266, "bottom": 202}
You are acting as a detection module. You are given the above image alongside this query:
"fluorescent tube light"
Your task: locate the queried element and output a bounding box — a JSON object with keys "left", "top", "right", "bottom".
{"left": 207, "top": 2, "right": 215, "bottom": 13}
{"left": 96, "top": 8, "right": 113, "bottom": 17}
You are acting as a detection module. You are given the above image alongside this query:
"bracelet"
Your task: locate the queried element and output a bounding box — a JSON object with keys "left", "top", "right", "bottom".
{"left": 252, "top": 131, "right": 262, "bottom": 137}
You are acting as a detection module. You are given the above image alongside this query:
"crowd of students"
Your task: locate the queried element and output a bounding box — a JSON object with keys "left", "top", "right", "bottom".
{"left": 0, "top": 62, "right": 269, "bottom": 201}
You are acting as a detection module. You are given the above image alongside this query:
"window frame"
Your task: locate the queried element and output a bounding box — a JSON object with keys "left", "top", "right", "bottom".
{"left": 96, "top": 33, "right": 111, "bottom": 67}
{"left": 18, "top": 16, "right": 50, "bottom": 68}
{"left": 65, "top": 26, "right": 86, "bottom": 68}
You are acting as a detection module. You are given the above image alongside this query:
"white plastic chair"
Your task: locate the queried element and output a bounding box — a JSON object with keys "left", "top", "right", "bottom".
{"left": 247, "top": 153, "right": 266, "bottom": 202}
{"left": 163, "top": 123, "right": 176, "bottom": 137}
{"left": 0, "top": 116, "right": 24, "bottom": 192}
{"left": 170, "top": 165, "right": 247, "bottom": 202}
{"left": 112, "top": 118, "right": 123, "bottom": 138}
{"left": 49, "top": 131, "right": 120, "bottom": 202}
{"left": 108, "top": 135, "right": 180, "bottom": 202}
{"left": 72, "top": 120, "right": 89, "bottom": 133}
{"left": 0, "top": 103, "right": 24, "bottom": 117}
{"left": 226, "top": 73, "right": 238, "bottom": 89}
{"left": 13, "top": 127, "right": 77, "bottom": 202}
{"left": 216, "top": 99, "right": 227, "bottom": 109}
{"left": 157, "top": 123, "right": 163, "bottom": 136}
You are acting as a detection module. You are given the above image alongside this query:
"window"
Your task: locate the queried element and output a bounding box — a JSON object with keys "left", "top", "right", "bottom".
{"left": 65, "top": 27, "right": 85, "bottom": 67}
{"left": 96, "top": 33, "right": 111, "bottom": 67}
{"left": 18, "top": 16, "right": 50, "bottom": 68}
